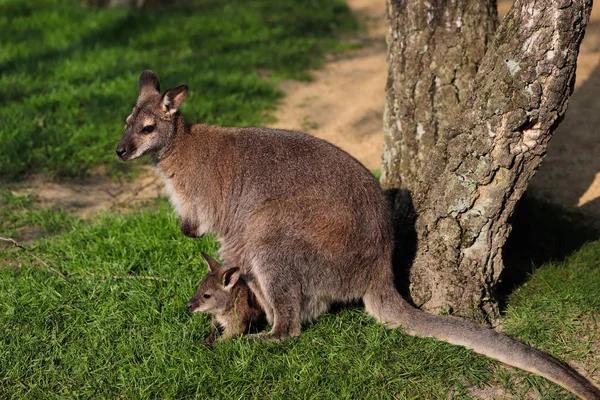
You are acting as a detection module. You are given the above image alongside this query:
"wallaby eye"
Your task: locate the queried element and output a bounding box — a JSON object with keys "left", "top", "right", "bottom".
{"left": 141, "top": 124, "right": 155, "bottom": 134}
{"left": 202, "top": 293, "right": 211, "bottom": 299}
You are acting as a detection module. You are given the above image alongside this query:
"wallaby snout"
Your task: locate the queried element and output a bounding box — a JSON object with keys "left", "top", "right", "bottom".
{"left": 115, "top": 146, "right": 126, "bottom": 158}
{"left": 115, "top": 132, "right": 137, "bottom": 161}
{"left": 185, "top": 300, "right": 195, "bottom": 311}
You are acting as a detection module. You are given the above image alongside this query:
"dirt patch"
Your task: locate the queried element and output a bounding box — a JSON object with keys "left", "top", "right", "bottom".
{"left": 467, "top": 381, "right": 540, "bottom": 400}
{"left": 15, "top": 167, "right": 164, "bottom": 219}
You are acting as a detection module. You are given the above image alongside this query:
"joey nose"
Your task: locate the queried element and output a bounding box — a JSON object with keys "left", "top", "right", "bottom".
{"left": 186, "top": 301, "right": 194, "bottom": 311}
{"left": 116, "top": 147, "right": 127, "bottom": 158}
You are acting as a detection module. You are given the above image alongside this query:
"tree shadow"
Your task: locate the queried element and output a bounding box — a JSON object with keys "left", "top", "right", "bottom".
{"left": 385, "top": 189, "right": 418, "bottom": 303}
{"left": 497, "top": 194, "right": 599, "bottom": 307}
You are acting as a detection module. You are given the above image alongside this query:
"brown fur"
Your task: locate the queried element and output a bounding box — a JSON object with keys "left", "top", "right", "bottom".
{"left": 117, "top": 71, "right": 600, "bottom": 399}
{"left": 187, "top": 253, "right": 262, "bottom": 346}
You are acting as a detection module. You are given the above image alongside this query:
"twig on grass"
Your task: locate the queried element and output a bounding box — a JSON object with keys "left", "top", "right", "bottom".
{"left": 102, "top": 187, "right": 122, "bottom": 199}
{"left": 110, "top": 176, "right": 160, "bottom": 209}
{"left": 0, "top": 236, "right": 68, "bottom": 280}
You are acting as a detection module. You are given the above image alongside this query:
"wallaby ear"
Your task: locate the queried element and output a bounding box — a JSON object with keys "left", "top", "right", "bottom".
{"left": 161, "top": 85, "right": 188, "bottom": 115}
{"left": 201, "top": 252, "right": 222, "bottom": 273}
{"left": 139, "top": 70, "right": 161, "bottom": 96}
{"left": 222, "top": 267, "right": 241, "bottom": 290}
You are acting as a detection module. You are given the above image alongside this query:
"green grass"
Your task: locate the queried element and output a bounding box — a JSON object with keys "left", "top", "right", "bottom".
{"left": 1, "top": 198, "right": 598, "bottom": 399}
{"left": 0, "top": 0, "right": 357, "bottom": 180}
{"left": 1, "top": 1, "right": 598, "bottom": 397}
{"left": 0, "top": 191, "right": 77, "bottom": 241}
{"left": 499, "top": 243, "right": 600, "bottom": 396}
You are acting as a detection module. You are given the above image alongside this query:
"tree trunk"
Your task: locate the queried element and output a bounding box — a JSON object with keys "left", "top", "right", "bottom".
{"left": 381, "top": 0, "right": 498, "bottom": 190}
{"left": 382, "top": 0, "right": 593, "bottom": 317}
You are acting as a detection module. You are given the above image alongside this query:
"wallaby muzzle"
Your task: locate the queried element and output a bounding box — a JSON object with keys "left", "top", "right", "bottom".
{"left": 116, "top": 133, "right": 137, "bottom": 161}
{"left": 186, "top": 300, "right": 196, "bottom": 312}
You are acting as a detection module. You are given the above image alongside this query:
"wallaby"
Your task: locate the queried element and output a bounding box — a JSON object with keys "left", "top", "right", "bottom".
{"left": 187, "top": 252, "right": 263, "bottom": 346}
{"left": 116, "top": 70, "right": 600, "bottom": 399}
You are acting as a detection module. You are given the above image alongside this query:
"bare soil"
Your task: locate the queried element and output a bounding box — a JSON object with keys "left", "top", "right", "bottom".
{"left": 15, "top": 168, "right": 164, "bottom": 219}
{"left": 11, "top": 0, "right": 600, "bottom": 226}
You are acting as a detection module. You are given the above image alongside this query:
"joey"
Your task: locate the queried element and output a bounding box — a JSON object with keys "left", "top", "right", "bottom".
{"left": 187, "top": 253, "right": 262, "bottom": 346}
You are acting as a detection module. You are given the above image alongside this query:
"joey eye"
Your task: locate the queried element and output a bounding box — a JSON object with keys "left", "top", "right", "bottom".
{"left": 202, "top": 293, "right": 211, "bottom": 299}
{"left": 141, "top": 124, "right": 155, "bottom": 134}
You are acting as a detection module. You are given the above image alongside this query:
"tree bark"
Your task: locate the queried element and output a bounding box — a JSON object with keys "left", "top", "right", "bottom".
{"left": 382, "top": 0, "right": 593, "bottom": 317}
{"left": 381, "top": 0, "right": 498, "bottom": 190}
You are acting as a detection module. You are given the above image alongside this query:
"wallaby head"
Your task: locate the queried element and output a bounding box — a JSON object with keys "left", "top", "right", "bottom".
{"left": 186, "top": 252, "right": 242, "bottom": 314}
{"left": 116, "top": 70, "right": 188, "bottom": 161}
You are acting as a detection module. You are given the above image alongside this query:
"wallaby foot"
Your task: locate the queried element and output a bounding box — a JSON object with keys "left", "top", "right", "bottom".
{"left": 267, "top": 310, "right": 302, "bottom": 340}
{"left": 205, "top": 332, "right": 242, "bottom": 347}
{"left": 267, "top": 328, "right": 300, "bottom": 342}
{"left": 203, "top": 335, "right": 216, "bottom": 348}
{"left": 252, "top": 257, "right": 302, "bottom": 338}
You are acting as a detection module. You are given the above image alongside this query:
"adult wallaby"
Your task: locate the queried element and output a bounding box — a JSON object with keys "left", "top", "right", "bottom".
{"left": 116, "top": 70, "right": 600, "bottom": 399}
{"left": 187, "top": 252, "right": 263, "bottom": 346}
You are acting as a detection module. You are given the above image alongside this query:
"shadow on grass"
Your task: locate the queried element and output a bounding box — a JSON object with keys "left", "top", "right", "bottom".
{"left": 498, "top": 194, "right": 599, "bottom": 306}
{"left": 385, "top": 188, "right": 417, "bottom": 301}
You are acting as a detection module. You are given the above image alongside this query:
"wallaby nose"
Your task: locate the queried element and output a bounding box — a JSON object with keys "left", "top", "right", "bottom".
{"left": 186, "top": 301, "right": 194, "bottom": 311}
{"left": 116, "top": 146, "right": 127, "bottom": 157}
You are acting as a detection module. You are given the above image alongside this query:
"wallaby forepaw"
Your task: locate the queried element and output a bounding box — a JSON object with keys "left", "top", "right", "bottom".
{"left": 243, "top": 331, "right": 290, "bottom": 342}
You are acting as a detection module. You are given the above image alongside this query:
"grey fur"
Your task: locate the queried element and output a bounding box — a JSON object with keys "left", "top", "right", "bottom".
{"left": 116, "top": 71, "right": 600, "bottom": 400}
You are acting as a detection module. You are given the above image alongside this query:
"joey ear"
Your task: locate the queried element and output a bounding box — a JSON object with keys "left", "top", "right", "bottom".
{"left": 201, "top": 252, "right": 222, "bottom": 273}
{"left": 222, "top": 267, "right": 240, "bottom": 290}
{"left": 139, "top": 70, "right": 161, "bottom": 95}
{"left": 161, "top": 85, "right": 188, "bottom": 115}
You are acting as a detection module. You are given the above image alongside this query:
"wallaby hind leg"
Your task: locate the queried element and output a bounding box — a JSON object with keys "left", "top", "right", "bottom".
{"left": 245, "top": 278, "right": 274, "bottom": 325}
{"left": 252, "top": 260, "right": 302, "bottom": 341}
{"left": 266, "top": 296, "right": 302, "bottom": 341}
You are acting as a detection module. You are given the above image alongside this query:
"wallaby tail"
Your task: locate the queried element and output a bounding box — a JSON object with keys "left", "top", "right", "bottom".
{"left": 364, "top": 279, "right": 600, "bottom": 400}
